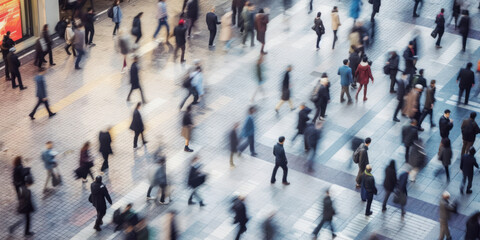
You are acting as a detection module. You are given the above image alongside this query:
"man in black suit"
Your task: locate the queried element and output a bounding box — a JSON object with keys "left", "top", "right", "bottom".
{"left": 439, "top": 109, "right": 453, "bottom": 139}
{"left": 232, "top": 195, "right": 249, "bottom": 240}
{"left": 403, "top": 41, "right": 417, "bottom": 77}
{"left": 312, "top": 189, "right": 336, "bottom": 239}
{"left": 1, "top": 31, "right": 15, "bottom": 80}
{"left": 402, "top": 119, "right": 419, "bottom": 163}
{"left": 457, "top": 62, "right": 475, "bottom": 105}
{"left": 461, "top": 112, "right": 480, "bottom": 155}
{"left": 292, "top": 103, "right": 311, "bottom": 144}
{"left": 206, "top": 7, "right": 221, "bottom": 47}
{"left": 174, "top": 19, "right": 187, "bottom": 63}
{"left": 126, "top": 56, "right": 145, "bottom": 103}
{"left": 460, "top": 147, "right": 479, "bottom": 194}
{"left": 129, "top": 102, "right": 147, "bottom": 149}
{"left": 458, "top": 10, "right": 470, "bottom": 52}
{"left": 7, "top": 48, "right": 26, "bottom": 90}
{"left": 271, "top": 136, "right": 290, "bottom": 185}
{"left": 99, "top": 128, "right": 113, "bottom": 173}
{"left": 90, "top": 176, "right": 112, "bottom": 231}
{"left": 393, "top": 73, "right": 408, "bottom": 122}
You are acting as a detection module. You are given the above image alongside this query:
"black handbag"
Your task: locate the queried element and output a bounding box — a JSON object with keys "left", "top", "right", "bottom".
{"left": 52, "top": 172, "right": 62, "bottom": 186}
{"left": 383, "top": 65, "right": 390, "bottom": 75}
{"left": 431, "top": 28, "right": 438, "bottom": 38}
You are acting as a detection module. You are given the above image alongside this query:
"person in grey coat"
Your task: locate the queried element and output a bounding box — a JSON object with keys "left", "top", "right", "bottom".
{"left": 438, "top": 138, "right": 453, "bottom": 182}
{"left": 270, "top": 136, "right": 290, "bottom": 185}
{"left": 439, "top": 191, "right": 456, "bottom": 240}
{"left": 229, "top": 122, "right": 240, "bottom": 167}
{"left": 147, "top": 152, "right": 168, "bottom": 203}
{"left": 312, "top": 189, "right": 336, "bottom": 239}
{"left": 74, "top": 24, "right": 86, "bottom": 70}
{"left": 90, "top": 176, "right": 112, "bottom": 231}
{"left": 126, "top": 56, "right": 145, "bottom": 103}
{"left": 29, "top": 68, "right": 55, "bottom": 120}
{"left": 355, "top": 138, "right": 371, "bottom": 188}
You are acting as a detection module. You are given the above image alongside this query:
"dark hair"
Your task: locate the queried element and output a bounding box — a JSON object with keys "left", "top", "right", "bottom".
{"left": 46, "top": 141, "right": 53, "bottom": 145}
{"left": 136, "top": 12, "right": 144, "bottom": 18}
{"left": 258, "top": 8, "right": 264, "bottom": 13}
{"left": 278, "top": 136, "right": 285, "bottom": 143}
{"left": 13, "top": 156, "right": 22, "bottom": 167}
{"left": 362, "top": 56, "right": 368, "bottom": 62}
{"left": 248, "top": 106, "right": 256, "bottom": 114}
{"left": 444, "top": 109, "right": 451, "bottom": 114}
{"left": 471, "top": 112, "right": 477, "bottom": 119}
{"left": 136, "top": 102, "right": 142, "bottom": 109}
{"left": 441, "top": 8, "right": 444, "bottom": 13}
{"left": 408, "top": 41, "right": 414, "bottom": 45}
{"left": 462, "top": 10, "right": 469, "bottom": 15}
{"left": 343, "top": 59, "right": 348, "bottom": 65}
{"left": 81, "top": 142, "right": 90, "bottom": 152}
{"left": 321, "top": 72, "right": 328, "bottom": 78}
{"left": 95, "top": 176, "right": 103, "bottom": 182}
{"left": 24, "top": 175, "right": 34, "bottom": 185}
{"left": 419, "top": 69, "right": 424, "bottom": 75}
{"left": 87, "top": 7, "right": 93, "bottom": 12}
{"left": 317, "top": 12, "right": 321, "bottom": 17}
{"left": 43, "top": 24, "right": 48, "bottom": 31}
{"left": 470, "top": 147, "right": 476, "bottom": 155}
{"left": 430, "top": 79, "right": 436, "bottom": 85}
{"left": 365, "top": 137, "right": 372, "bottom": 144}
{"left": 388, "top": 160, "right": 396, "bottom": 170}
{"left": 467, "top": 62, "right": 473, "bottom": 69}
{"left": 441, "top": 138, "right": 451, "bottom": 148}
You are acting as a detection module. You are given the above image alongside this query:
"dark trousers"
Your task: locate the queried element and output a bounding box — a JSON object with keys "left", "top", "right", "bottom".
{"left": 316, "top": 33, "right": 322, "bottom": 48}
{"left": 8, "top": 213, "right": 31, "bottom": 235}
{"left": 85, "top": 27, "right": 94, "bottom": 44}
{"left": 133, "top": 131, "right": 145, "bottom": 148}
{"left": 332, "top": 30, "right": 337, "bottom": 49}
{"left": 371, "top": 11, "right": 377, "bottom": 22}
{"left": 271, "top": 163, "right": 288, "bottom": 183}
{"left": 232, "top": 7, "right": 243, "bottom": 27}
{"left": 393, "top": 99, "right": 404, "bottom": 119}
{"left": 35, "top": 51, "right": 45, "bottom": 69}
{"left": 127, "top": 87, "right": 145, "bottom": 103}
{"left": 382, "top": 190, "right": 392, "bottom": 209}
{"left": 461, "top": 174, "right": 473, "bottom": 192}
{"left": 418, "top": 108, "right": 433, "bottom": 127}
{"left": 238, "top": 135, "right": 255, "bottom": 155}
{"left": 405, "top": 145, "right": 410, "bottom": 162}
{"left": 75, "top": 48, "right": 85, "bottom": 68}
{"left": 436, "top": 31, "right": 444, "bottom": 46}
{"left": 366, "top": 192, "right": 374, "bottom": 214}
{"left": 187, "top": 19, "right": 196, "bottom": 36}
{"left": 459, "top": 87, "right": 471, "bottom": 104}
{"left": 188, "top": 188, "right": 203, "bottom": 203}
{"left": 113, "top": 22, "right": 120, "bottom": 35}
{"left": 309, "top": 0, "right": 313, "bottom": 11}
{"left": 313, "top": 102, "right": 327, "bottom": 121}
{"left": 208, "top": 29, "right": 216, "bottom": 46}
{"left": 413, "top": 1, "right": 420, "bottom": 15}
{"left": 94, "top": 208, "right": 106, "bottom": 228}
{"left": 312, "top": 219, "right": 335, "bottom": 236}
{"left": 30, "top": 98, "right": 53, "bottom": 116}
{"left": 242, "top": 29, "right": 254, "bottom": 46}
{"left": 389, "top": 71, "right": 397, "bottom": 92}
{"left": 3, "top": 52, "right": 10, "bottom": 78}
{"left": 461, "top": 140, "right": 474, "bottom": 156}
{"left": 444, "top": 165, "right": 450, "bottom": 182}
{"left": 101, "top": 152, "right": 109, "bottom": 171}
{"left": 134, "top": 34, "right": 142, "bottom": 44}
{"left": 10, "top": 70, "right": 23, "bottom": 88}
{"left": 147, "top": 184, "right": 166, "bottom": 202}
{"left": 179, "top": 87, "right": 199, "bottom": 109}
{"left": 46, "top": 47, "right": 54, "bottom": 64}
{"left": 235, "top": 223, "right": 247, "bottom": 240}
{"left": 174, "top": 44, "right": 186, "bottom": 62}
{"left": 65, "top": 44, "right": 76, "bottom": 56}
{"left": 83, "top": 168, "right": 94, "bottom": 180}
{"left": 462, "top": 34, "right": 467, "bottom": 51}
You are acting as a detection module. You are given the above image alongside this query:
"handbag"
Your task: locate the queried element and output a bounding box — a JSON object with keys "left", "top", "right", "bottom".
{"left": 52, "top": 172, "right": 62, "bottom": 186}
{"left": 430, "top": 28, "right": 438, "bottom": 38}
{"left": 383, "top": 65, "right": 390, "bottom": 75}
{"left": 360, "top": 181, "right": 367, "bottom": 201}
{"left": 393, "top": 189, "right": 407, "bottom": 205}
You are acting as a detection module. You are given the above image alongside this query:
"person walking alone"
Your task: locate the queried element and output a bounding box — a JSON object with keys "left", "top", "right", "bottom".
{"left": 232, "top": 196, "right": 249, "bottom": 240}
{"left": 338, "top": 59, "right": 353, "bottom": 104}
{"left": 313, "top": 12, "right": 325, "bottom": 50}
{"left": 439, "top": 191, "right": 456, "bottom": 239}
{"left": 42, "top": 24, "right": 56, "bottom": 66}
{"left": 187, "top": 157, "right": 206, "bottom": 206}
{"left": 270, "top": 136, "right": 290, "bottom": 185}
{"left": 355, "top": 137, "right": 371, "bottom": 188}
{"left": 402, "top": 120, "right": 419, "bottom": 163}
{"left": 251, "top": 54, "right": 265, "bottom": 102}
{"left": 354, "top": 56, "right": 374, "bottom": 101}
{"left": 361, "top": 165, "right": 377, "bottom": 216}
{"left": 292, "top": 103, "right": 311, "bottom": 142}
{"left": 255, "top": 8, "right": 269, "bottom": 54}
{"left": 439, "top": 109, "right": 453, "bottom": 139}
{"left": 312, "top": 75, "right": 330, "bottom": 122}
{"left": 112, "top": 0, "right": 122, "bottom": 36}
{"left": 181, "top": 105, "right": 194, "bottom": 152}
{"left": 84, "top": 8, "right": 96, "bottom": 46}
{"left": 460, "top": 147, "right": 479, "bottom": 194}
{"left": 185, "top": 0, "right": 199, "bottom": 37}
{"left": 127, "top": 56, "right": 146, "bottom": 103}
{"left": 90, "top": 176, "right": 112, "bottom": 231}
{"left": 147, "top": 155, "right": 168, "bottom": 204}
{"left": 275, "top": 65, "right": 295, "bottom": 113}
{"left": 386, "top": 51, "right": 399, "bottom": 93}
{"left": 461, "top": 112, "right": 480, "bottom": 155}
{"left": 131, "top": 12, "right": 143, "bottom": 44}
{"left": 238, "top": 106, "right": 257, "bottom": 156}
{"left": 458, "top": 10, "right": 470, "bottom": 52}
{"left": 79, "top": 142, "right": 94, "bottom": 183}
{"left": 1, "top": 31, "right": 15, "bottom": 81}
{"left": 206, "top": 7, "right": 221, "bottom": 47}
{"left": 173, "top": 19, "right": 187, "bottom": 63}
{"left": 393, "top": 73, "right": 408, "bottom": 122}
{"left": 64, "top": 21, "right": 76, "bottom": 56}
{"left": 12, "top": 156, "right": 27, "bottom": 198}
{"left": 99, "top": 128, "right": 113, "bottom": 174}
{"left": 457, "top": 62, "right": 475, "bottom": 105}
{"left": 41, "top": 141, "right": 60, "bottom": 191}
{"left": 229, "top": 122, "right": 240, "bottom": 167}
{"left": 7, "top": 47, "right": 26, "bottom": 90}
{"left": 29, "top": 68, "right": 55, "bottom": 119}
{"left": 382, "top": 160, "right": 397, "bottom": 212}
{"left": 312, "top": 189, "right": 336, "bottom": 239}
{"left": 418, "top": 80, "right": 436, "bottom": 129}
{"left": 153, "top": 0, "right": 170, "bottom": 42}
{"left": 9, "top": 174, "right": 35, "bottom": 236}
{"left": 438, "top": 138, "right": 453, "bottom": 182}
{"left": 370, "top": 0, "right": 381, "bottom": 22}
{"left": 73, "top": 24, "right": 85, "bottom": 70}
{"left": 129, "top": 102, "right": 147, "bottom": 149}
{"left": 331, "top": 7, "right": 341, "bottom": 49}
{"left": 434, "top": 9, "right": 445, "bottom": 48}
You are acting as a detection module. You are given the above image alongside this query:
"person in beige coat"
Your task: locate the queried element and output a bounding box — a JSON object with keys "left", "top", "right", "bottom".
{"left": 403, "top": 84, "right": 422, "bottom": 119}
{"left": 331, "top": 6, "right": 341, "bottom": 49}
{"left": 220, "top": 11, "right": 234, "bottom": 51}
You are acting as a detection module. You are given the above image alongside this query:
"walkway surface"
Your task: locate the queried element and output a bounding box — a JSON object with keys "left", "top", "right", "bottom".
{"left": 1, "top": 0, "right": 480, "bottom": 239}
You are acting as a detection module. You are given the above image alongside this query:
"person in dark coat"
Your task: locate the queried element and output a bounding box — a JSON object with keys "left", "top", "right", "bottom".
{"left": 147, "top": 156, "right": 168, "bottom": 203}
{"left": 90, "top": 176, "right": 112, "bottom": 231}
{"left": 187, "top": 157, "right": 206, "bottom": 206}
{"left": 271, "top": 136, "right": 290, "bottom": 185}
{"left": 458, "top": 10, "right": 470, "bottom": 52}
{"left": 370, "top": 0, "right": 381, "bottom": 22}
{"left": 34, "top": 38, "right": 46, "bottom": 70}
{"left": 355, "top": 138, "right": 371, "bottom": 188}
{"left": 229, "top": 122, "right": 240, "bottom": 167}
{"left": 418, "top": 80, "right": 436, "bottom": 129}
{"left": 12, "top": 156, "right": 26, "bottom": 198}
{"left": 362, "top": 165, "right": 377, "bottom": 216}
{"left": 166, "top": 210, "right": 178, "bottom": 239}
{"left": 393, "top": 73, "right": 409, "bottom": 122}
{"left": 238, "top": 106, "right": 257, "bottom": 156}
{"left": 42, "top": 24, "right": 55, "bottom": 66}
{"left": 84, "top": 8, "right": 96, "bottom": 45}
{"left": 304, "top": 122, "right": 321, "bottom": 172}
{"left": 9, "top": 174, "right": 35, "bottom": 236}
{"left": 435, "top": 9, "right": 445, "bottom": 48}
{"left": 206, "top": 8, "right": 221, "bottom": 47}
{"left": 174, "top": 19, "right": 187, "bottom": 63}
{"left": 186, "top": 0, "right": 199, "bottom": 37}
{"left": 182, "top": 105, "right": 194, "bottom": 152}
{"left": 382, "top": 160, "right": 397, "bottom": 212}
{"left": 242, "top": 3, "right": 255, "bottom": 47}
{"left": 461, "top": 112, "right": 480, "bottom": 155}
{"left": 127, "top": 57, "right": 145, "bottom": 103}
{"left": 402, "top": 120, "right": 419, "bottom": 163}
{"left": 1, "top": 31, "right": 15, "bottom": 80}
{"left": 438, "top": 138, "right": 453, "bottom": 182}
{"left": 232, "top": 196, "right": 249, "bottom": 240}
{"left": 313, "top": 12, "right": 325, "bottom": 49}
{"left": 262, "top": 212, "right": 277, "bottom": 240}
{"left": 312, "top": 189, "right": 336, "bottom": 239}
{"left": 457, "top": 62, "right": 475, "bottom": 105}
{"left": 231, "top": 0, "right": 246, "bottom": 27}
{"left": 412, "top": 0, "right": 421, "bottom": 17}
{"left": 99, "top": 128, "right": 113, "bottom": 173}
{"left": 403, "top": 41, "right": 417, "bottom": 76}
{"left": 465, "top": 212, "right": 480, "bottom": 240}
{"left": 439, "top": 109, "right": 453, "bottom": 139}
{"left": 460, "top": 147, "right": 479, "bottom": 194}
{"left": 313, "top": 74, "right": 330, "bottom": 122}
{"left": 349, "top": 48, "right": 361, "bottom": 88}
{"left": 255, "top": 8, "right": 269, "bottom": 54}
{"left": 408, "top": 139, "right": 426, "bottom": 182}
{"left": 7, "top": 48, "right": 26, "bottom": 90}
{"left": 29, "top": 68, "right": 55, "bottom": 120}
{"left": 131, "top": 12, "right": 143, "bottom": 44}
{"left": 397, "top": 170, "right": 408, "bottom": 216}
{"left": 275, "top": 65, "right": 295, "bottom": 112}
{"left": 129, "top": 102, "right": 147, "bottom": 149}
{"left": 451, "top": 0, "right": 460, "bottom": 28}
{"left": 79, "top": 142, "right": 94, "bottom": 182}
{"left": 386, "top": 51, "right": 399, "bottom": 93}
{"left": 292, "top": 103, "right": 311, "bottom": 144}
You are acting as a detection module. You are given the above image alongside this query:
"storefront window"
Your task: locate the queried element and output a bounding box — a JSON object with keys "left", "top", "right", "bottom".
{"left": 0, "top": 0, "right": 33, "bottom": 44}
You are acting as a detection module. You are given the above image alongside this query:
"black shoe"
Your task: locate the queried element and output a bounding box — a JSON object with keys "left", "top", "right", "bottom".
{"left": 460, "top": 188, "right": 464, "bottom": 195}
{"left": 184, "top": 146, "right": 194, "bottom": 152}
{"left": 29, "top": 113, "right": 35, "bottom": 120}
{"left": 42, "top": 60, "right": 47, "bottom": 63}
{"left": 393, "top": 118, "right": 400, "bottom": 122}
{"left": 366, "top": 211, "right": 373, "bottom": 216}
{"left": 282, "top": 181, "right": 290, "bottom": 185}
{"left": 49, "top": 113, "right": 56, "bottom": 118}
{"left": 66, "top": 50, "right": 71, "bottom": 55}
{"left": 50, "top": 63, "right": 56, "bottom": 66}
{"left": 270, "top": 181, "right": 275, "bottom": 184}
{"left": 199, "top": 201, "right": 206, "bottom": 207}
{"left": 94, "top": 226, "right": 101, "bottom": 231}
{"left": 467, "top": 190, "right": 473, "bottom": 194}
{"left": 382, "top": 207, "right": 387, "bottom": 212}
{"left": 418, "top": 127, "right": 424, "bottom": 131}
{"left": 251, "top": 152, "right": 258, "bottom": 157}
{"left": 75, "top": 67, "right": 82, "bottom": 70}
{"left": 188, "top": 200, "right": 196, "bottom": 205}
{"left": 413, "top": 14, "right": 420, "bottom": 17}
{"left": 12, "top": 85, "right": 18, "bottom": 89}
{"left": 20, "top": 86, "right": 27, "bottom": 90}
{"left": 25, "top": 232, "right": 35, "bottom": 236}
{"left": 431, "top": 123, "right": 436, "bottom": 127}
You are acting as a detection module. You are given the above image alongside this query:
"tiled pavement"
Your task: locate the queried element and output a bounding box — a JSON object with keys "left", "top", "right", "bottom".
{"left": 1, "top": 0, "right": 480, "bottom": 239}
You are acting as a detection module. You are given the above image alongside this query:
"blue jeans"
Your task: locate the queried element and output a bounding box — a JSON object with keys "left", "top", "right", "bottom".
{"left": 153, "top": 17, "right": 170, "bottom": 39}
{"left": 238, "top": 135, "right": 255, "bottom": 155}
{"left": 75, "top": 48, "right": 85, "bottom": 68}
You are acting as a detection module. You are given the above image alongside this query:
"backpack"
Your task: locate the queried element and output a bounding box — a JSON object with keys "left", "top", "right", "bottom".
{"left": 411, "top": 74, "right": 420, "bottom": 87}
{"left": 310, "top": 81, "right": 321, "bottom": 102}
{"left": 353, "top": 145, "right": 363, "bottom": 163}
{"left": 107, "top": 7, "right": 114, "bottom": 18}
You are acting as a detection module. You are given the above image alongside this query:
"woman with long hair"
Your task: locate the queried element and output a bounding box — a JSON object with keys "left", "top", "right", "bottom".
{"left": 79, "top": 142, "right": 94, "bottom": 183}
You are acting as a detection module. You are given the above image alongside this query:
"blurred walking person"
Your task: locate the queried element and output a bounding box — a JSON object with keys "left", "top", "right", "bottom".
{"left": 439, "top": 191, "right": 456, "bottom": 239}
{"left": 312, "top": 189, "right": 336, "bottom": 239}
{"left": 99, "top": 128, "right": 113, "bottom": 173}
{"left": 112, "top": 0, "right": 122, "bottom": 36}
{"left": 271, "top": 136, "right": 290, "bottom": 185}
{"left": 349, "top": 0, "right": 361, "bottom": 23}
{"left": 182, "top": 105, "right": 194, "bottom": 152}
{"left": 450, "top": 0, "right": 460, "bottom": 29}
{"left": 349, "top": 48, "right": 361, "bottom": 89}
{"left": 418, "top": 80, "right": 436, "bottom": 129}
{"left": 64, "top": 21, "right": 76, "bottom": 56}
{"left": 438, "top": 138, "right": 452, "bottom": 183}
{"left": 460, "top": 147, "right": 479, "bottom": 194}
{"left": 187, "top": 157, "right": 206, "bottom": 206}
{"left": 461, "top": 112, "right": 480, "bottom": 155}
{"left": 262, "top": 212, "right": 277, "bottom": 240}
{"left": 231, "top": 0, "right": 245, "bottom": 27}
{"left": 232, "top": 196, "right": 249, "bottom": 240}
{"left": 457, "top": 62, "right": 475, "bottom": 105}
{"left": 402, "top": 120, "right": 418, "bottom": 163}
{"left": 220, "top": 11, "right": 234, "bottom": 51}
{"left": 7, "top": 47, "right": 25, "bottom": 89}
{"left": 251, "top": 54, "right": 265, "bottom": 102}
{"left": 313, "top": 12, "right": 325, "bottom": 50}
{"left": 29, "top": 68, "right": 55, "bottom": 120}
{"left": 242, "top": 3, "right": 255, "bottom": 47}
{"left": 1, "top": 31, "right": 15, "bottom": 80}
{"left": 85, "top": 8, "right": 96, "bottom": 46}
{"left": 465, "top": 212, "right": 480, "bottom": 239}
{"left": 355, "top": 56, "right": 374, "bottom": 101}
{"left": 153, "top": 0, "right": 170, "bottom": 41}
{"left": 90, "top": 176, "right": 112, "bottom": 231}
{"left": 434, "top": 9, "right": 445, "bottom": 48}
{"left": 165, "top": 210, "right": 178, "bottom": 239}
{"left": 361, "top": 165, "right": 377, "bottom": 216}
{"left": 206, "top": 7, "right": 221, "bottom": 47}
{"left": 393, "top": 73, "right": 408, "bottom": 122}
{"left": 127, "top": 56, "right": 146, "bottom": 103}
{"left": 458, "top": 10, "right": 470, "bottom": 52}
{"left": 386, "top": 51, "right": 399, "bottom": 93}
{"left": 275, "top": 65, "right": 295, "bottom": 113}
{"left": 331, "top": 7, "right": 340, "bottom": 49}
{"left": 229, "top": 122, "right": 240, "bottom": 167}
{"left": 304, "top": 122, "right": 321, "bottom": 172}
{"left": 412, "top": 0, "right": 421, "bottom": 17}
{"left": 354, "top": 137, "right": 371, "bottom": 188}
{"left": 118, "top": 30, "right": 132, "bottom": 73}
{"left": 408, "top": 139, "right": 426, "bottom": 182}
{"left": 382, "top": 160, "right": 397, "bottom": 212}
{"left": 185, "top": 0, "right": 199, "bottom": 37}
{"left": 42, "top": 24, "right": 56, "bottom": 66}
{"left": 292, "top": 103, "right": 311, "bottom": 143}
{"left": 129, "top": 102, "right": 147, "bottom": 149}
{"left": 174, "top": 19, "right": 187, "bottom": 63}
{"left": 73, "top": 24, "right": 86, "bottom": 70}
{"left": 238, "top": 106, "right": 257, "bottom": 156}
{"left": 397, "top": 169, "right": 408, "bottom": 216}
{"left": 403, "top": 85, "right": 422, "bottom": 121}
{"left": 403, "top": 41, "right": 417, "bottom": 77}
{"left": 312, "top": 75, "right": 330, "bottom": 122}
{"left": 41, "top": 141, "right": 60, "bottom": 191}
{"left": 255, "top": 8, "right": 269, "bottom": 54}
{"left": 131, "top": 12, "right": 143, "bottom": 44}
{"left": 78, "top": 142, "right": 94, "bottom": 183}
{"left": 191, "top": 62, "right": 204, "bottom": 105}
{"left": 370, "top": 0, "right": 381, "bottom": 22}
{"left": 147, "top": 155, "right": 168, "bottom": 203}
{"left": 8, "top": 174, "right": 35, "bottom": 236}
{"left": 338, "top": 59, "right": 353, "bottom": 103}
{"left": 12, "top": 156, "right": 27, "bottom": 198}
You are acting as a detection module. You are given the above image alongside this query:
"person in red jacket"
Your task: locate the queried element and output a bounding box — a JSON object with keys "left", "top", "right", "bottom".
{"left": 354, "top": 56, "right": 374, "bottom": 101}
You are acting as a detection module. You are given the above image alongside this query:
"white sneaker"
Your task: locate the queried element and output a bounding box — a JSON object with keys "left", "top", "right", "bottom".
{"left": 146, "top": 197, "right": 156, "bottom": 201}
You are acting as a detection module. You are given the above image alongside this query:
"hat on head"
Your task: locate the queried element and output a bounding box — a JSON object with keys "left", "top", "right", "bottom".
{"left": 415, "top": 84, "right": 423, "bottom": 90}
{"left": 9, "top": 47, "right": 15, "bottom": 52}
